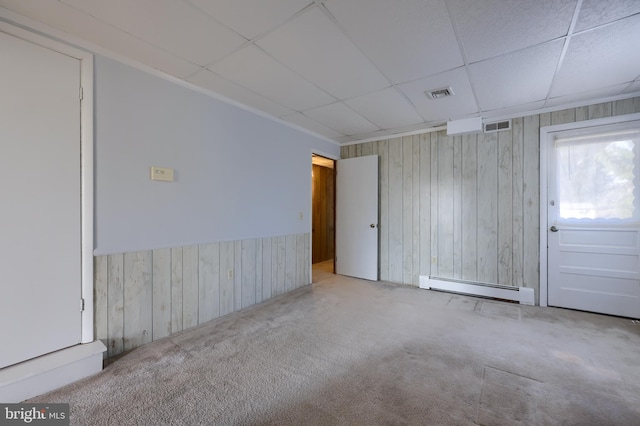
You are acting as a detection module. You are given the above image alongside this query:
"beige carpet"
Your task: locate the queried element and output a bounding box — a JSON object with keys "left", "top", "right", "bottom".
{"left": 29, "top": 270, "right": 640, "bottom": 425}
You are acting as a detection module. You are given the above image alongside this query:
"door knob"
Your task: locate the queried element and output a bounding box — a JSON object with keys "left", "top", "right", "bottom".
{"left": 370, "top": 223, "right": 376, "bottom": 228}
{"left": 550, "top": 225, "right": 558, "bottom": 232}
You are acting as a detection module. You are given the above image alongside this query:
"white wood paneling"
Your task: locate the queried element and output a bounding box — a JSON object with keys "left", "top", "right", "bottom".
{"left": 419, "top": 133, "right": 431, "bottom": 279}
{"left": 497, "top": 130, "right": 513, "bottom": 285}
{"left": 219, "top": 241, "right": 235, "bottom": 316}
{"left": 170, "top": 247, "right": 183, "bottom": 334}
{"left": 107, "top": 254, "right": 124, "bottom": 357}
{"left": 461, "top": 134, "right": 478, "bottom": 281}
{"left": 152, "top": 248, "right": 171, "bottom": 340}
{"left": 94, "top": 256, "right": 108, "bottom": 348}
{"left": 388, "top": 137, "right": 403, "bottom": 283}
{"left": 198, "top": 243, "right": 220, "bottom": 323}
{"left": 182, "top": 245, "right": 199, "bottom": 330}
{"left": 94, "top": 233, "right": 310, "bottom": 358}
{"left": 343, "top": 97, "right": 640, "bottom": 305}
{"left": 241, "top": 239, "right": 257, "bottom": 309}
{"left": 123, "top": 250, "right": 152, "bottom": 351}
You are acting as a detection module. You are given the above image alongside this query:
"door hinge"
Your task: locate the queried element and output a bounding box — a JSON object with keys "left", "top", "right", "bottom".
{"left": 79, "top": 86, "right": 83, "bottom": 101}
{"left": 80, "top": 298, "right": 85, "bottom": 312}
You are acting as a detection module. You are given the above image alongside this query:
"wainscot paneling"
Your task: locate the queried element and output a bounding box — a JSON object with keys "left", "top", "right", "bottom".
{"left": 343, "top": 97, "right": 640, "bottom": 303}
{"left": 94, "top": 233, "right": 310, "bottom": 357}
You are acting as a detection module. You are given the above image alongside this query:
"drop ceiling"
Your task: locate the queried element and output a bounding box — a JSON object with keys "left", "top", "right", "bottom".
{"left": 1, "top": 0, "right": 639, "bottom": 144}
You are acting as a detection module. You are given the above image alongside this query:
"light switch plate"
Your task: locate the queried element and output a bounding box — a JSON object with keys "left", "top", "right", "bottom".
{"left": 150, "top": 166, "right": 174, "bottom": 182}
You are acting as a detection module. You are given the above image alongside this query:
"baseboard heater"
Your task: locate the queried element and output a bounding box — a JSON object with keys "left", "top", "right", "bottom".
{"left": 419, "top": 275, "right": 535, "bottom": 305}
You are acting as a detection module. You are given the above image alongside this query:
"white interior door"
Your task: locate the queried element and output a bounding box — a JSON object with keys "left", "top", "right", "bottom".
{"left": 546, "top": 120, "right": 640, "bottom": 318}
{"left": 336, "top": 155, "right": 379, "bottom": 280}
{"left": 0, "top": 30, "right": 82, "bottom": 368}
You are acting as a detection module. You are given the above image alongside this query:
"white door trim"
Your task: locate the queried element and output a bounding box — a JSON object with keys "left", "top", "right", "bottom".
{"left": 0, "top": 21, "right": 94, "bottom": 343}
{"left": 539, "top": 112, "right": 640, "bottom": 307}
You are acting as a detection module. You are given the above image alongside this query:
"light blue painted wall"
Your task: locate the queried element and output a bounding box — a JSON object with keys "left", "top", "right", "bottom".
{"left": 94, "top": 56, "right": 339, "bottom": 255}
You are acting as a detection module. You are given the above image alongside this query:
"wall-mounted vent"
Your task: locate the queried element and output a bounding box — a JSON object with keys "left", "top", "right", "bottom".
{"left": 484, "top": 120, "right": 511, "bottom": 133}
{"left": 425, "top": 86, "right": 454, "bottom": 99}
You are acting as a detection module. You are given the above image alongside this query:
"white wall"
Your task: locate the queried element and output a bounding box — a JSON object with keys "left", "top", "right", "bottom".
{"left": 94, "top": 56, "right": 339, "bottom": 255}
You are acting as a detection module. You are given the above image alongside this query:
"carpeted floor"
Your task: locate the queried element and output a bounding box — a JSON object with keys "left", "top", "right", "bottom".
{"left": 29, "top": 265, "right": 640, "bottom": 425}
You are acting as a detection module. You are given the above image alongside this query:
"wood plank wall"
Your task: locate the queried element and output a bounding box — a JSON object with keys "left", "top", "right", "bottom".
{"left": 94, "top": 232, "right": 310, "bottom": 358}
{"left": 341, "top": 97, "right": 640, "bottom": 301}
{"left": 312, "top": 164, "right": 335, "bottom": 263}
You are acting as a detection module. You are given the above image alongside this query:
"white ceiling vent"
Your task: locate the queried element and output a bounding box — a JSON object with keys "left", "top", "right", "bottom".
{"left": 484, "top": 119, "right": 511, "bottom": 133}
{"left": 425, "top": 86, "right": 454, "bottom": 99}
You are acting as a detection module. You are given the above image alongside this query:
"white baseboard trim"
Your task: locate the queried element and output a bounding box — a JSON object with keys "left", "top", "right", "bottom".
{"left": 0, "top": 340, "right": 106, "bottom": 402}
{"left": 419, "top": 275, "right": 535, "bottom": 306}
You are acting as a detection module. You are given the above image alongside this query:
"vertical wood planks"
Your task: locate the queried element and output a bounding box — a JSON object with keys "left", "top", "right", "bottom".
{"left": 438, "top": 132, "right": 454, "bottom": 278}
{"left": 453, "top": 135, "right": 463, "bottom": 279}
{"left": 182, "top": 245, "right": 199, "bottom": 329}
{"left": 430, "top": 132, "right": 439, "bottom": 278}
{"left": 461, "top": 134, "right": 478, "bottom": 281}
{"left": 419, "top": 133, "right": 431, "bottom": 279}
{"left": 241, "top": 239, "right": 256, "bottom": 308}
{"left": 152, "top": 248, "right": 171, "bottom": 340}
{"left": 94, "top": 256, "right": 108, "bottom": 347}
{"left": 234, "top": 241, "right": 242, "bottom": 312}
{"left": 256, "top": 238, "right": 263, "bottom": 303}
{"left": 198, "top": 243, "right": 220, "bottom": 323}
{"left": 276, "top": 236, "right": 286, "bottom": 296}
{"left": 412, "top": 136, "right": 420, "bottom": 285}
{"left": 523, "top": 115, "right": 541, "bottom": 298}
{"left": 285, "top": 235, "right": 296, "bottom": 292}
{"left": 296, "top": 233, "right": 306, "bottom": 288}
{"left": 107, "top": 254, "right": 124, "bottom": 357}
{"left": 497, "top": 130, "right": 513, "bottom": 285}
{"left": 378, "top": 140, "right": 390, "bottom": 281}
{"left": 123, "top": 250, "right": 152, "bottom": 352}
{"left": 477, "top": 133, "right": 498, "bottom": 283}
{"left": 262, "top": 237, "right": 273, "bottom": 299}
{"left": 219, "top": 241, "right": 235, "bottom": 316}
{"left": 511, "top": 118, "right": 524, "bottom": 287}
{"left": 170, "top": 247, "right": 183, "bottom": 334}
{"left": 388, "top": 137, "right": 403, "bottom": 282}
{"left": 402, "top": 136, "right": 413, "bottom": 284}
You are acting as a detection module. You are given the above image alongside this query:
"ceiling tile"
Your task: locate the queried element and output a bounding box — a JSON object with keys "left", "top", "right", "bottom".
{"left": 470, "top": 40, "right": 564, "bottom": 111}
{"left": 61, "top": 0, "right": 246, "bottom": 65}
{"left": 304, "top": 102, "right": 379, "bottom": 136}
{"left": 397, "top": 67, "right": 478, "bottom": 122}
{"left": 0, "top": 0, "right": 200, "bottom": 78}
{"left": 345, "top": 88, "right": 424, "bottom": 130}
{"left": 188, "top": 70, "right": 293, "bottom": 117}
{"left": 448, "top": 0, "right": 576, "bottom": 62}
{"left": 550, "top": 14, "right": 640, "bottom": 98}
{"left": 282, "top": 113, "right": 345, "bottom": 139}
{"left": 186, "top": 0, "right": 312, "bottom": 40}
{"left": 324, "top": 0, "right": 463, "bottom": 84}
{"left": 544, "top": 83, "right": 628, "bottom": 108}
{"left": 210, "top": 45, "right": 335, "bottom": 111}
{"left": 256, "top": 7, "right": 389, "bottom": 99}
{"left": 575, "top": 0, "right": 640, "bottom": 32}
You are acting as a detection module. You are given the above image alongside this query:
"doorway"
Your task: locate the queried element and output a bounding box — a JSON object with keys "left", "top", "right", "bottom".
{"left": 541, "top": 113, "right": 640, "bottom": 318}
{"left": 312, "top": 154, "right": 336, "bottom": 283}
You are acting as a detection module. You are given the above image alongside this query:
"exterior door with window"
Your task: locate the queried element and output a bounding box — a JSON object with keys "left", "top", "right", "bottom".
{"left": 546, "top": 119, "right": 640, "bottom": 318}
